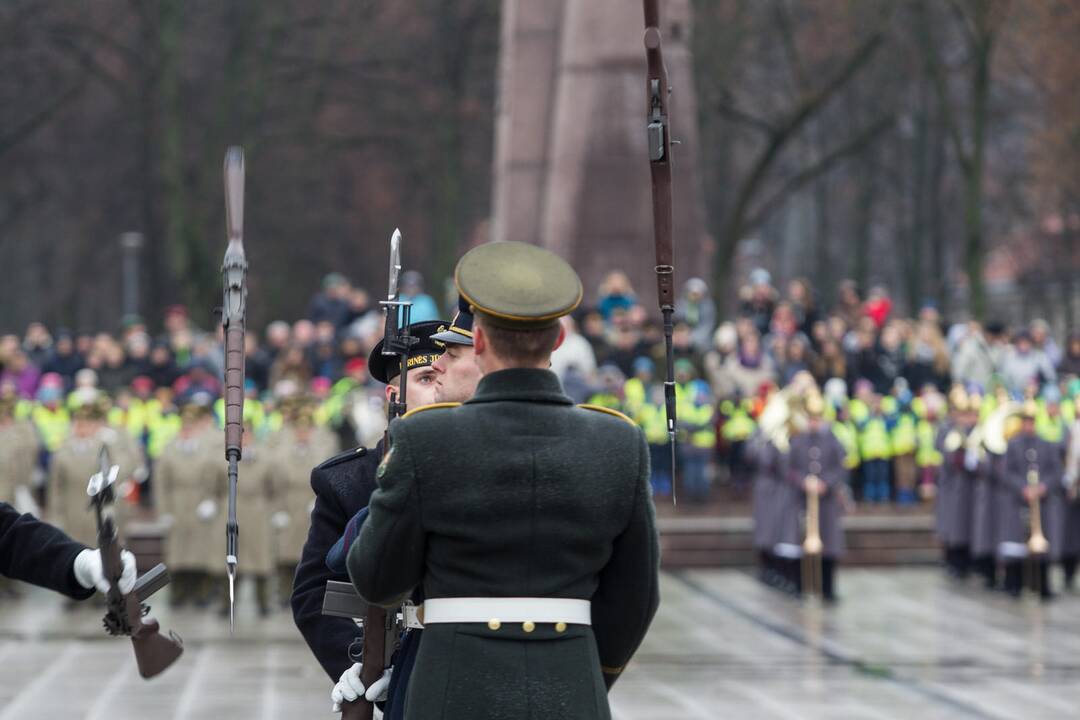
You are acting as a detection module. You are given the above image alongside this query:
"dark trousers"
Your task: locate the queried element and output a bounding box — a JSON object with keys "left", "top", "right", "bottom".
{"left": 945, "top": 545, "right": 971, "bottom": 578}
{"left": 1063, "top": 556, "right": 1077, "bottom": 589}
{"left": 648, "top": 444, "right": 672, "bottom": 497}
{"left": 973, "top": 555, "right": 996, "bottom": 589}
{"left": 681, "top": 448, "right": 711, "bottom": 503}
{"left": 863, "top": 459, "right": 890, "bottom": 503}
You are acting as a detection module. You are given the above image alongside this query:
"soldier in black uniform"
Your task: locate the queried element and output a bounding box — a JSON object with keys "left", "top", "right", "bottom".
{"left": 348, "top": 242, "right": 660, "bottom": 720}
{"left": 291, "top": 318, "right": 478, "bottom": 716}
{"left": 0, "top": 502, "right": 136, "bottom": 599}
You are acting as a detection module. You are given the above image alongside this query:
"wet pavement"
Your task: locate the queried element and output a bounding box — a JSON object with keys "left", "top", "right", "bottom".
{"left": 0, "top": 568, "right": 1077, "bottom": 719}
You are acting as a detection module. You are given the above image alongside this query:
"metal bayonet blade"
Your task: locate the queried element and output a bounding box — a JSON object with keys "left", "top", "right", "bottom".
{"left": 669, "top": 432, "right": 677, "bottom": 505}
{"left": 388, "top": 229, "right": 402, "bottom": 300}
{"left": 227, "top": 564, "right": 236, "bottom": 634}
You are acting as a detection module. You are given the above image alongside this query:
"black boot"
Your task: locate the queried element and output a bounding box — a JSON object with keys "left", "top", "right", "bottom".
{"left": 822, "top": 558, "right": 837, "bottom": 603}
{"left": 787, "top": 558, "right": 802, "bottom": 597}
{"left": 974, "top": 555, "right": 996, "bottom": 589}
{"left": 955, "top": 545, "right": 971, "bottom": 579}
{"left": 1063, "top": 556, "right": 1077, "bottom": 590}
{"left": 1004, "top": 562, "right": 1022, "bottom": 598}
{"left": 758, "top": 551, "right": 771, "bottom": 585}
{"left": 1039, "top": 561, "right": 1054, "bottom": 601}
{"left": 943, "top": 547, "right": 956, "bottom": 575}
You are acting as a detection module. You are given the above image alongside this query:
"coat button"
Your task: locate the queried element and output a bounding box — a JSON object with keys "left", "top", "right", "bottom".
{"left": 555, "top": 622, "right": 567, "bottom": 633}
{"left": 488, "top": 619, "right": 501, "bottom": 631}
{"left": 522, "top": 621, "right": 535, "bottom": 633}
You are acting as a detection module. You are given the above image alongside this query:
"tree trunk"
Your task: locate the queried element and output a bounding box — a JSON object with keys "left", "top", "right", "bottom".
{"left": 965, "top": 29, "right": 992, "bottom": 321}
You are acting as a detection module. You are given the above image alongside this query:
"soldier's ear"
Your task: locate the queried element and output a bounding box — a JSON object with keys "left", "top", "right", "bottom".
{"left": 473, "top": 323, "right": 487, "bottom": 356}
{"left": 552, "top": 323, "right": 567, "bottom": 353}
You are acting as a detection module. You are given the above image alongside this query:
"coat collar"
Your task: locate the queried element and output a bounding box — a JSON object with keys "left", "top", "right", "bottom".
{"left": 466, "top": 368, "right": 573, "bottom": 406}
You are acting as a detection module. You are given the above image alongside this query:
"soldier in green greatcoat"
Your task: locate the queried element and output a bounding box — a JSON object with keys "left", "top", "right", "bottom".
{"left": 348, "top": 242, "right": 660, "bottom": 720}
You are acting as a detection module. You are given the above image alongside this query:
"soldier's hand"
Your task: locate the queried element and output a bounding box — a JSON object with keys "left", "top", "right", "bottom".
{"left": 196, "top": 499, "right": 218, "bottom": 521}
{"left": 330, "top": 663, "right": 392, "bottom": 711}
{"left": 73, "top": 548, "right": 137, "bottom": 595}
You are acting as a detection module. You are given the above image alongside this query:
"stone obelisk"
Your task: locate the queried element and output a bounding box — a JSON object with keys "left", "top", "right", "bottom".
{"left": 492, "top": 0, "right": 708, "bottom": 307}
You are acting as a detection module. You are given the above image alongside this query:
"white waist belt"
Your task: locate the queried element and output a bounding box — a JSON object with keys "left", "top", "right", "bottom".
{"left": 421, "top": 597, "right": 591, "bottom": 626}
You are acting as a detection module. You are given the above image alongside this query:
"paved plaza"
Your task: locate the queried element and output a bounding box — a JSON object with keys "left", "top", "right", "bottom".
{"left": 0, "top": 569, "right": 1078, "bottom": 719}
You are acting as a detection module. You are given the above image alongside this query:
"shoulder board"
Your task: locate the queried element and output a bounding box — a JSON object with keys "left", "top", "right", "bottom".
{"left": 577, "top": 403, "right": 636, "bottom": 426}
{"left": 402, "top": 402, "right": 461, "bottom": 419}
{"left": 315, "top": 445, "right": 368, "bottom": 471}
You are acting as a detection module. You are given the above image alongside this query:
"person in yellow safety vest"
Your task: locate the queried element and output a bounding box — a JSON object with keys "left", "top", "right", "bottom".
{"left": 32, "top": 374, "right": 71, "bottom": 456}
{"left": 915, "top": 392, "right": 945, "bottom": 501}
{"left": 319, "top": 357, "right": 372, "bottom": 449}
{"left": 887, "top": 384, "right": 919, "bottom": 505}
{"left": 720, "top": 396, "right": 756, "bottom": 489}
{"left": 857, "top": 393, "right": 892, "bottom": 503}
{"left": 1036, "top": 388, "right": 1067, "bottom": 446}
{"left": 587, "top": 364, "right": 627, "bottom": 413}
{"left": 831, "top": 409, "right": 860, "bottom": 471}
{"left": 639, "top": 384, "right": 674, "bottom": 497}
{"left": 146, "top": 409, "right": 182, "bottom": 461}
{"left": 623, "top": 357, "right": 656, "bottom": 421}
{"left": 674, "top": 359, "right": 715, "bottom": 503}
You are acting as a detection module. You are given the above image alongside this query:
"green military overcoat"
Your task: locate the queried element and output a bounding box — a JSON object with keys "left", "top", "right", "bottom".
{"left": 348, "top": 368, "right": 660, "bottom": 720}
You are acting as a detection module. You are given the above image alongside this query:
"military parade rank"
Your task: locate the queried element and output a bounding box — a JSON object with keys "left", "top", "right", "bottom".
{"left": 347, "top": 241, "right": 660, "bottom": 720}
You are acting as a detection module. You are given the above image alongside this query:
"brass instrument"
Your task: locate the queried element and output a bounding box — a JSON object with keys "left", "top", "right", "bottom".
{"left": 981, "top": 401, "right": 1022, "bottom": 455}
{"left": 801, "top": 470, "right": 824, "bottom": 597}
{"left": 803, "top": 475, "right": 823, "bottom": 556}
{"left": 758, "top": 386, "right": 811, "bottom": 453}
{"left": 1026, "top": 467, "right": 1049, "bottom": 555}
{"left": 758, "top": 388, "right": 793, "bottom": 453}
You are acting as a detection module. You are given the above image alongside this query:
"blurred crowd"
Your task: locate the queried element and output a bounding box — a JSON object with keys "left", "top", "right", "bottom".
{"left": 2, "top": 264, "right": 1080, "bottom": 557}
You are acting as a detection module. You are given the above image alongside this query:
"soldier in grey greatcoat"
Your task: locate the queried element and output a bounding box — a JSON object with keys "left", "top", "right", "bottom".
{"left": 1064, "top": 419, "right": 1080, "bottom": 590}
{"left": 999, "top": 407, "right": 1065, "bottom": 598}
{"left": 785, "top": 398, "right": 847, "bottom": 601}
{"left": 750, "top": 431, "right": 785, "bottom": 588}
{"left": 970, "top": 448, "right": 1001, "bottom": 589}
{"left": 934, "top": 395, "right": 980, "bottom": 578}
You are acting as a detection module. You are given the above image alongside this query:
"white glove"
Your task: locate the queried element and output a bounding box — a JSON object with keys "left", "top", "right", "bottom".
{"left": 73, "top": 548, "right": 137, "bottom": 595}
{"left": 331, "top": 663, "right": 391, "bottom": 712}
{"left": 196, "top": 499, "right": 218, "bottom": 521}
{"left": 963, "top": 448, "right": 979, "bottom": 472}
{"left": 271, "top": 511, "right": 291, "bottom": 530}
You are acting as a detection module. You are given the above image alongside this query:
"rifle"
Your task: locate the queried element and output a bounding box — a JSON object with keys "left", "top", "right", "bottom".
{"left": 221, "top": 146, "right": 248, "bottom": 633}
{"left": 643, "top": 0, "right": 678, "bottom": 503}
{"left": 88, "top": 447, "right": 183, "bottom": 679}
{"left": 334, "top": 229, "right": 415, "bottom": 720}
